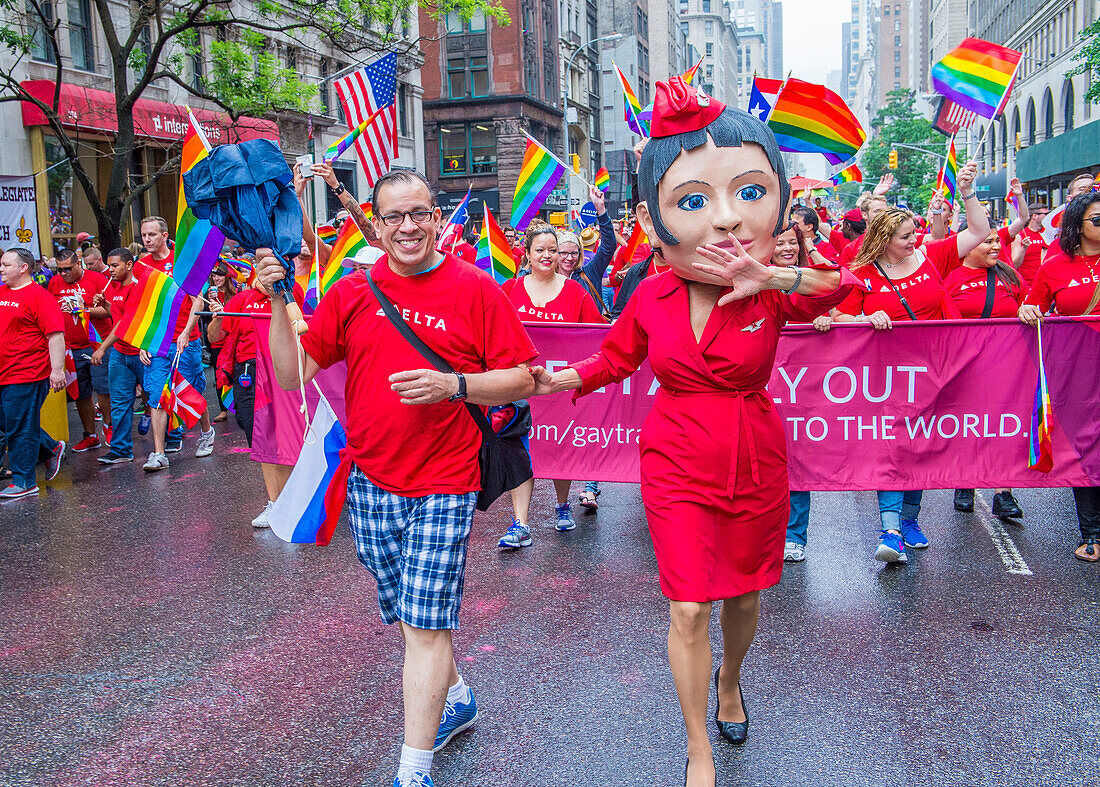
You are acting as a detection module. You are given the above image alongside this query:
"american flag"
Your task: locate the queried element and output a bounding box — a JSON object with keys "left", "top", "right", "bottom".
{"left": 334, "top": 53, "right": 398, "bottom": 187}
{"left": 932, "top": 97, "right": 977, "bottom": 137}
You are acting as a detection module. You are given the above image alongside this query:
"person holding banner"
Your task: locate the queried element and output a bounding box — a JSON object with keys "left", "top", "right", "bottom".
{"left": 497, "top": 221, "right": 606, "bottom": 548}
{"left": 834, "top": 163, "right": 990, "bottom": 564}
{"left": 1019, "top": 191, "right": 1100, "bottom": 562}
{"left": 944, "top": 231, "right": 1029, "bottom": 519}
{"left": 529, "top": 78, "right": 857, "bottom": 787}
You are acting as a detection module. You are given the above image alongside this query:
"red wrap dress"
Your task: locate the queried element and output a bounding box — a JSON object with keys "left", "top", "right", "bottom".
{"left": 571, "top": 269, "right": 857, "bottom": 602}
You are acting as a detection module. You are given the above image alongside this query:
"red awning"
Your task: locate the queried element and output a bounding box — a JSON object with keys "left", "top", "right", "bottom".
{"left": 20, "top": 80, "right": 279, "bottom": 145}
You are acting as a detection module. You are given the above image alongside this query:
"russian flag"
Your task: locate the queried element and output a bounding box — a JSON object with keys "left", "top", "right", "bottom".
{"left": 436, "top": 188, "right": 471, "bottom": 253}
{"left": 269, "top": 395, "right": 350, "bottom": 544}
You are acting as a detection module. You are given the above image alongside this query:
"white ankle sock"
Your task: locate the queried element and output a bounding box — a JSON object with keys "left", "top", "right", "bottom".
{"left": 397, "top": 744, "right": 433, "bottom": 779}
{"left": 447, "top": 675, "right": 470, "bottom": 704}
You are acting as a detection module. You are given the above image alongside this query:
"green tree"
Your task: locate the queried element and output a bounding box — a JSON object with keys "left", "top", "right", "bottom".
{"left": 1068, "top": 19, "right": 1100, "bottom": 104}
{"left": 860, "top": 89, "right": 952, "bottom": 211}
{"left": 0, "top": 0, "right": 505, "bottom": 249}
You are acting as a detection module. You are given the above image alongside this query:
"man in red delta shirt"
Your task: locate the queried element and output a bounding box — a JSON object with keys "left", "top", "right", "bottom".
{"left": 48, "top": 249, "right": 112, "bottom": 451}
{"left": 256, "top": 169, "right": 537, "bottom": 787}
{"left": 139, "top": 215, "right": 174, "bottom": 275}
{"left": 0, "top": 249, "right": 67, "bottom": 498}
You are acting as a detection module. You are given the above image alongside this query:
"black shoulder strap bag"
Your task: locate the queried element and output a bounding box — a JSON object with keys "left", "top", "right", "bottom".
{"left": 872, "top": 260, "right": 919, "bottom": 321}
{"left": 980, "top": 267, "right": 997, "bottom": 319}
{"left": 367, "top": 273, "right": 533, "bottom": 511}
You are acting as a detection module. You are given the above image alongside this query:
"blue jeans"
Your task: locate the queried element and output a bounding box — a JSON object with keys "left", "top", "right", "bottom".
{"left": 583, "top": 481, "right": 599, "bottom": 496}
{"left": 0, "top": 380, "right": 56, "bottom": 488}
{"left": 787, "top": 491, "right": 811, "bottom": 546}
{"left": 877, "top": 490, "right": 924, "bottom": 531}
{"left": 601, "top": 285, "right": 616, "bottom": 313}
{"left": 108, "top": 351, "right": 145, "bottom": 458}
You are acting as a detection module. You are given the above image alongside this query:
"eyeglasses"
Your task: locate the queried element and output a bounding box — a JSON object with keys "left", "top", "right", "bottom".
{"left": 558, "top": 251, "right": 581, "bottom": 258}
{"left": 1085, "top": 216, "right": 1100, "bottom": 227}
{"left": 379, "top": 210, "right": 435, "bottom": 226}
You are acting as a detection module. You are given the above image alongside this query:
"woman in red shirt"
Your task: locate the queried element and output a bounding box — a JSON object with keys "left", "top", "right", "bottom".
{"left": 833, "top": 165, "right": 991, "bottom": 565}
{"left": 497, "top": 222, "right": 606, "bottom": 549}
{"left": 944, "top": 231, "right": 1029, "bottom": 519}
{"left": 1020, "top": 191, "right": 1100, "bottom": 562}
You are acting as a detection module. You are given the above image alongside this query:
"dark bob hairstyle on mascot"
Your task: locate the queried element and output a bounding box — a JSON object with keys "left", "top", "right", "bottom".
{"left": 638, "top": 79, "right": 790, "bottom": 247}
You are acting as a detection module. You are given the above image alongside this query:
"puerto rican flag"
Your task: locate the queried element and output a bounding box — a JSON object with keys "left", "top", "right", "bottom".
{"left": 437, "top": 188, "right": 471, "bottom": 252}
{"left": 747, "top": 77, "right": 782, "bottom": 123}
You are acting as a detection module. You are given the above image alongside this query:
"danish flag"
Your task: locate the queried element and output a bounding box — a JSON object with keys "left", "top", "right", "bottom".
{"left": 158, "top": 370, "right": 207, "bottom": 429}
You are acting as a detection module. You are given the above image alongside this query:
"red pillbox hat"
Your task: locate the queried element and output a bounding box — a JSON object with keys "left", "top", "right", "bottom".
{"left": 649, "top": 76, "right": 726, "bottom": 138}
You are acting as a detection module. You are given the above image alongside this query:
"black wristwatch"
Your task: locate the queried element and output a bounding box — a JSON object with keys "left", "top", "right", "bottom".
{"left": 331, "top": 183, "right": 346, "bottom": 196}
{"left": 448, "top": 371, "right": 467, "bottom": 402}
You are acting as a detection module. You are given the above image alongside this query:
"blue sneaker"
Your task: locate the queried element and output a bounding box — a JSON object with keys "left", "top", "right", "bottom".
{"left": 874, "top": 530, "right": 908, "bottom": 563}
{"left": 498, "top": 517, "right": 532, "bottom": 549}
{"left": 555, "top": 502, "right": 576, "bottom": 531}
{"left": 900, "top": 519, "right": 930, "bottom": 548}
{"left": 138, "top": 413, "right": 151, "bottom": 435}
{"left": 393, "top": 771, "right": 433, "bottom": 787}
{"left": 433, "top": 688, "right": 478, "bottom": 751}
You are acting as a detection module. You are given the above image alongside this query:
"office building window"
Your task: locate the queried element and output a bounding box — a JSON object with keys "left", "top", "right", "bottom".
{"left": 894, "top": 20, "right": 900, "bottom": 31}
{"left": 705, "top": 43, "right": 713, "bottom": 56}
{"left": 189, "top": 36, "right": 204, "bottom": 91}
{"left": 397, "top": 83, "right": 409, "bottom": 136}
{"left": 319, "top": 59, "right": 329, "bottom": 113}
{"left": 705, "top": 20, "right": 713, "bottom": 34}
{"left": 68, "top": 0, "right": 95, "bottom": 71}
{"left": 894, "top": 66, "right": 901, "bottom": 77}
{"left": 894, "top": 50, "right": 900, "bottom": 62}
{"left": 446, "top": 9, "right": 487, "bottom": 33}
{"left": 440, "top": 123, "right": 497, "bottom": 176}
{"left": 28, "top": 0, "right": 55, "bottom": 61}
{"left": 702, "top": 0, "right": 710, "bottom": 11}
{"left": 448, "top": 56, "right": 488, "bottom": 98}
{"left": 883, "top": 3, "right": 889, "bottom": 12}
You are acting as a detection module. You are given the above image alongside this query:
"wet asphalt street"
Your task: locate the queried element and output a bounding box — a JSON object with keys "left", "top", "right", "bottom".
{"left": 2, "top": 405, "right": 1099, "bottom": 787}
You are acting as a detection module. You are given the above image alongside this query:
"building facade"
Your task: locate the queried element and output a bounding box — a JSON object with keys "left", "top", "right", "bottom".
{"left": 877, "top": 0, "right": 910, "bottom": 103}
{"left": 420, "top": 0, "right": 563, "bottom": 226}
{"left": 678, "top": 0, "right": 740, "bottom": 104}
{"left": 0, "top": 0, "right": 424, "bottom": 255}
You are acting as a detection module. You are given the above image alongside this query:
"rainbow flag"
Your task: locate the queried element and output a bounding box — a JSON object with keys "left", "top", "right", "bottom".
{"left": 594, "top": 167, "right": 611, "bottom": 193}
{"left": 1005, "top": 194, "right": 1020, "bottom": 215}
{"left": 937, "top": 136, "right": 958, "bottom": 205}
{"left": 931, "top": 37, "right": 1022, "bottom": 120}
{"left": 476, "top": 207, "right": 515, "bottom": 285}
{"left": 117, "top": 264, "right": 188, "bottom": 358}
{"left": 682, "top": 58, "right": 703, "bottom": 86}
{"left": 222, "top": 256, "right": 254, "bottom": 287}
{"left": 305, "top": 243, "right": 321, "bottom": 308}
{"left": 767, "top": 78, "right": 866, "bottom": 166}
{"left": 173, "top": 109, "right": 226, "bottom": 296}
{"left": 323, "top": 105, "right": 389, "bottom": 163}
{"left": 360, "top": 202, "right": 373, "bottom": 222}
{"left": 510, "top": 137, "right": 567, "bottom": 232}
{"left": 218, "top": 384, "right": 235, "bottom": 413}
{"left": 316, "top": 224, "right": 338, "bottom": 245}
{"left": 321, "top": 219, "right": 367, "bottom": 294}
{"left": 614, "top": 63, "right": 648, "bottom": 137}
{"left": 830, "top": 164, "right": 863, "bottom": 185}
{"left": 1028, "top": 323, "right": 1053, "bottom": 473}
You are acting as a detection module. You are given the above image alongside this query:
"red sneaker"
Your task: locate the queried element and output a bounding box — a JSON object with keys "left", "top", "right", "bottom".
{"left": 72, "top": 434, "right": 100, "bottom": 453}
{"left": 102, "top": 424, "right": 113, "bottom": 447}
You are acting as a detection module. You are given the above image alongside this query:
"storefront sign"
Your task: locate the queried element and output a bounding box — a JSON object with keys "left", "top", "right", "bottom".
{"left": 0, "top": 175, "right": 40, "bottom": 257}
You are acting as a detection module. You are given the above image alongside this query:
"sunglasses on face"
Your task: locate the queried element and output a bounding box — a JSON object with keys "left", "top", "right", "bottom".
{"left": 1085, "top": 216, "right": 1100, "bottom": 227}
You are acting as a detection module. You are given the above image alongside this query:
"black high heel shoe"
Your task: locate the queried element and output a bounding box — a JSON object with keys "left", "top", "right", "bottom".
{"left": 713, "top": 665, "right": 749, "bottom": 745}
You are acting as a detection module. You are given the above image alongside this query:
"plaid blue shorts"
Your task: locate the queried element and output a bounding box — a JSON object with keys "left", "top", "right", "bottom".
{"left": 346, "top": 467, "right": 478, "bottom": 630}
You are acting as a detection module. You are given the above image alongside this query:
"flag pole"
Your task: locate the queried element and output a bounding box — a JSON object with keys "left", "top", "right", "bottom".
{"left": 523, "top": 131, "right": 594, "bottom": 190}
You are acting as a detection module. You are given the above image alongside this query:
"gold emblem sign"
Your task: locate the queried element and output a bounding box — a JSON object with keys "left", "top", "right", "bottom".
{"left": 16, "top": 216, "right": 32, "bottom": 243}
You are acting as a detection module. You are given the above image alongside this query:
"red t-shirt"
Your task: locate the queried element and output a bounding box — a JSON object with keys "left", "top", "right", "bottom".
{"left": 1024, "top": 250, "right": 1100, "bottom": 317}
{"left": 608, "top": 242, "right": 653, "bottom": 291}
{"left": 943, "top": 265, "right": 1029, "bottom": 318}
{"left": 104, "top": 279, "right": 141, "bottom": 355}
{"left": 222, "top": 285, "right": 304, "bottom": 362}
{"left": 1017, "top": 227, "right": 1048, "bottom": 285}
{"left": 301, "top": 253, "right": 538, "bottom": 495}
{"left": 501, "top": 277, "right": 607, "bottom": 324}
{"left": 140, "top": 250, "right": 174, "bottom": 276}
{"left": 47, "top": 270, "right": 111, "bottom": 349}
{"left": 811, "top": 236, "right": 840, "bottom": 263}
{"left": 815, "top": 206, "right": 829, "bottom": 224}
{"left": 840, "top": 234, "right": 864, "bottom": 267}
{"left": 828, "top": 228, "right": 849, "bottom": 258}
{"left": 0, "top": 282, "right": 65, "bottom": 384}
{"left": 838, "top": 258, "right": 956, "bottom": 321}
{"left": 452, "top": 241, "right": 478, "bottom": 265}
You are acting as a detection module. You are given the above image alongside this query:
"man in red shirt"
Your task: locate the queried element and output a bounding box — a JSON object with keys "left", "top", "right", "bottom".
{"left": 813, "top": 197, "right": 830, "bottom": 225}
{"left": 139, "top": 216, "right": 174, "bottom": 275}
{"left": 0, "top": 249, "right": 67, "bottom": 498}
{"left": 48, "top": 249, "right": 112, "bottom": 451}
{"left": 257, "top": 169, "right": 537, "bottom": 787}
{"left": 840, "top": 193, "right": 890, "bottom": 267}
{"left": 791, "top": 206, "right": 840, "bottom": 263}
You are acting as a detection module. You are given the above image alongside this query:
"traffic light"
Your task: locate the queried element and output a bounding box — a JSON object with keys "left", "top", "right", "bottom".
{"left": 571, "top": 154, "right": 581, "bottom": 174}
{"left": 888, "top": 149, "right": 898, "bottom": 169}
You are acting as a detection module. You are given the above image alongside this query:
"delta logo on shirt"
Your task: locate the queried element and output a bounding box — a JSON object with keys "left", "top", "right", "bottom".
{"left": 878, "top": 272, "right": 931, "bottom": 293}
{"left": 1065, "top": 276, "right": 1100, "bottom": 288}
{"left": 958, "top": 278, "right": 1010, "bottom": 293}
{"left": 374, "top": 304, "right": 449, "bottom": 331}
{"left": 516, "top": 304, "right": 567, "bottom": 321}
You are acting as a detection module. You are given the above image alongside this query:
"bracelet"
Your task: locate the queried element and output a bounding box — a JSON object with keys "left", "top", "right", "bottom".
{"left": 448, "top": 371, "right": 467, "bottom": 402}
{"left": 930, "top": 207, "right": 944, "bottom": 215}
{"left": 960, "top": 189, "right": 975, "bottom": 200}
{"left": 782, "top": 266, "right": 803, "bottom": 295}
{"left": 331, "top": 183, "right": 346, "bottom": 196}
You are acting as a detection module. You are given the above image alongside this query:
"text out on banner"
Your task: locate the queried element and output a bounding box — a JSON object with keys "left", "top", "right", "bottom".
{"left": 0, "top": 175, "right": 41, "bottom": 258}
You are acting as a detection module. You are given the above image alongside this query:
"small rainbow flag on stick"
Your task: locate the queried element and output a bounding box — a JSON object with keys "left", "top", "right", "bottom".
{"left": 767, "top": 78, "right": 866, "bottom": 166}
{"left": 476, "top": 207, "right": 516, "bottom": 285}
{"left": 511, "top": 136, "right": 568, "bottom": 232}
{"left": 931, "top": 37, "right": 1022, "bottom": 120}
{"left": 594, "top": 167, "right": 611, "bottom": 193}
{"left": 218, "top": 384, "right": 235, "bottom": 413}
{"left": 830, "top": 164, "right": 863, "bottom": 185}
{"left": 117, "top": 265, "right": 188, "bottom": 358}
{"left": 1028, "top": 320, "right": 1054, "bottom": 473}
{"left": 614, "top": 63, "right": 649, "bottom": 137}
{"left": 173, "top": 109, "right": 226, "bottom": 296}
{"left": 937, "top": 135, "right": 958, "bottom": 205}
{"left": 305, "top": 237, "right": 321, "bottom": 309}
{"left": 316, "top": 224, "right": 338, "bottom": 245}
{"left": 321, "top": 219, "right": 367, "bottom": 294}
{"left": 323, "top": 105, "right": 390, "bottom": 163}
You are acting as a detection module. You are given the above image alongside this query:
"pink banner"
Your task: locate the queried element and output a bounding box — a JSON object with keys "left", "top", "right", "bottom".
{"left": 251, "top": 318, "right": 1100, "bottom": 489}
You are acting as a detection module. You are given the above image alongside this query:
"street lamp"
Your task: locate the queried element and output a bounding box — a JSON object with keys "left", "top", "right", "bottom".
{"left": 563, "top": 32, "right": 624, "bottom": 173}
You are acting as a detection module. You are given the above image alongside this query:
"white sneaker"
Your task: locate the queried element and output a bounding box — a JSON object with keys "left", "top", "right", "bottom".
{"left": 142, "top": 452, "right": 169, "bottom": 473}
{"left": 783, "top": 541, "right": 806, "bottom": 562}
{"left": 252, "top": 501, "right": 274, "bottom": 528}
{"left": 194, "top": 428, "right": 216, "bottom": 458}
